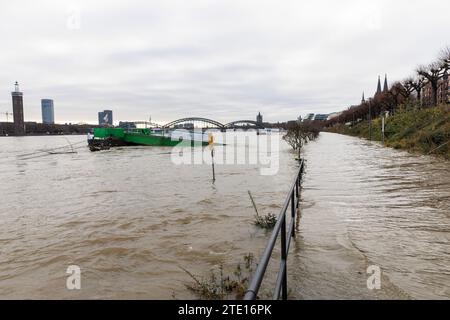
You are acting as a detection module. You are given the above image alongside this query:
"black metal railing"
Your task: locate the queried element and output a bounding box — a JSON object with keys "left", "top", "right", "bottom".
{"left": 244, "top": 159, "right": 305, "bottom": 300}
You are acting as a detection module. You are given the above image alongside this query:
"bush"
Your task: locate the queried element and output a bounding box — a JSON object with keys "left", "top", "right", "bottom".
{"left": 182, "top": 254, "right": 256, "bottom": 300}
{"left": 254, "top": 213, "right": 277, "bottom": 230}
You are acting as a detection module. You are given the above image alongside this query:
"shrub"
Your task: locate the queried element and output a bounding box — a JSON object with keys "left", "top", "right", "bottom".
{"left": 182, "top": 253, "right": 256, "bottom": 300}
{"left": 254, "top": 213, "right": 277, "bottom": 230}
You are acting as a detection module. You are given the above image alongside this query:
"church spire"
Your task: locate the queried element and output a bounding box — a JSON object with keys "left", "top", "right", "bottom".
{"left": 376, "top": 76, "right": 382, "bottom": 95}
{"left": 361, "top": 91, "right": 365, "bottom": 104}
{"left": 383, "top": 74, "right": 389, "bottom": 92}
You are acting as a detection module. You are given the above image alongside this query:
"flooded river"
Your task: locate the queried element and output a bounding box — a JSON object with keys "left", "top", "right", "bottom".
{"left": 0, "top": 132, "right": 448, "bottom": 299}
{"left": 294, "top": 133, "right": 450, "bottom": 300}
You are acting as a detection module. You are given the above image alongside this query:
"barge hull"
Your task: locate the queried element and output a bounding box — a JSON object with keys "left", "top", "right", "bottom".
{"left": 92, "top": 128, "right": 208, "bottom": 147}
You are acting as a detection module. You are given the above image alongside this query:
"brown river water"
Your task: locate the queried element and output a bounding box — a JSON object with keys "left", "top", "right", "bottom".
{"left": 0, "top": 132, "right": 448, "bottom": 299}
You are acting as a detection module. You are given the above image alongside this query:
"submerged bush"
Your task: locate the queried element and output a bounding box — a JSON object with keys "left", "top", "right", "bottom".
{"left": 254, "top": 213, "right": 277, "bottom": 230}
{"left": 182, "top": 253, "right": 256, "bottom": 300}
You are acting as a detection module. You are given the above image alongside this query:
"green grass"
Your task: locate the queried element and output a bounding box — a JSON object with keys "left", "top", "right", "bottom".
{"left": 328, "top": 105, "right": 450, "bottom": 159}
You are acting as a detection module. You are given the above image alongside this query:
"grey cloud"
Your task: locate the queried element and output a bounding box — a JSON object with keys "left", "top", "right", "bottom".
{"left": 0, "top": 0, "right": 449, "bottom": 124}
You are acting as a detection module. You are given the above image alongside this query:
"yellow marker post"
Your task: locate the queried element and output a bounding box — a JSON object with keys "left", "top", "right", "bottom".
{"left": 208, "top": 132, "right": 214, "bottom": 147}
{"left": 208, "top": 133, "right": 215, "bottom": 182}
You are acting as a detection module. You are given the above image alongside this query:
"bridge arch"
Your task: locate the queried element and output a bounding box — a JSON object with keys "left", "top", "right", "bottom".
{"left": 163, "top": 117, "right": 225, "bottom": 129}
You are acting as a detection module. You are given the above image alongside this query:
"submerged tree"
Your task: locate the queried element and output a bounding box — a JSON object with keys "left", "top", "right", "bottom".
{"left": 283, "top": 122, "right": 320, "bottom": 157}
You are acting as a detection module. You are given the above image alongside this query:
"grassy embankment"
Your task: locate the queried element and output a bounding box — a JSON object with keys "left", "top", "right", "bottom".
{"left": 327, "top": 105, "right": 450, "bottom": 159}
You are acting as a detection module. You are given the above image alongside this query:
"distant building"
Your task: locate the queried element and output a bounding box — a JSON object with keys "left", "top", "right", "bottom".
{"left": 118, "top": 121, "right": 136, "bottom": 130}
{"left": 41, "top": 99, "right": 55, "bottom": 124}
{"left": 314, "top": 114, "right": 329, "bottom": 121}
{"left": 98, "top": 112, "right": 103, "bottom": 125}
{"left": 256, "top": 112, "right": 263, "bottom": 125}
{"left": 174, "top": 123, "right": 194, "bottom": 130}
{"left": 305, "top": 113, "right": 315, "bottom": 121}
{"left": 98, "top": 110, "right": 113, "bottom": 126}
{"left": 376, "top": 76, "right": 382, "bottom": 96}
{"left": 11, "top": 81, "right": 25, "bottom": 135}
{"left": 327, "top": 112, "right": 343, "bottom": 121}
{"left": 383, "top": 74, "right": 389, "bottom": 93}
{"left": 375, "top": 74, "right": 389, "bottom": 97}
{"left": 438, "top": 71, "right": 449, "bottom": 104}
{"left": 422, "top": 71, "right": 449, "bottom": 106}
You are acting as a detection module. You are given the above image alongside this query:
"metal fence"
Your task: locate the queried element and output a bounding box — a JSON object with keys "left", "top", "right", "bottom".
{"left": 244, "top": 159, "right": 305, "bottom": 300}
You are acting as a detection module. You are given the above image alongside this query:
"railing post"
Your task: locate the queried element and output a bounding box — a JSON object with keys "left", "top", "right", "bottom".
{"left": 291, "top": 191, "right": 296, "bottom": 238}
{"left": 245, "top": 161, "right": 305, "bottom": 301}
{"left": 280, "top": 215, "right": 288, "bottom": 300}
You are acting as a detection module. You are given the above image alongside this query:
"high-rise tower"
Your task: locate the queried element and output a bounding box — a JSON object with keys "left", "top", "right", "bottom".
{"left": 98, "top": 110, "right": 113, "bottom": 126}
{"left": 41, "top": 99, "right": 55, "bottom": 124}
{"left": 11, "top": 81, "right": 25, "bottom": 135}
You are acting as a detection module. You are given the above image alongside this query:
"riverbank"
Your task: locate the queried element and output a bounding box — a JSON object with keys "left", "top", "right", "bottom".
{"left": 326, "top": 105, "right": 450, "bottom": 159}
{"left": 0, "top": 122, "right": 98, "bottom": 136}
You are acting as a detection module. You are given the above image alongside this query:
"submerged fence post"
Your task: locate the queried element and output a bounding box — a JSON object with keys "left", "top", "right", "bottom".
{"left": 280, "top": 215, "right": 288, "bottom": 300}
{"left": 244, "top": 160, "right": 305, "bottom": 301}
{"left": 291, "top": 192, "right": 296, "bottom": 238}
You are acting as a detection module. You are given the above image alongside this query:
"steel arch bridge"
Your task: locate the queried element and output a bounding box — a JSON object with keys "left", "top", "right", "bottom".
{"left": 163, "top": 117, "right": 225, "bottom": 129}
{"left": 224, "top": 120, "right": 264, "bottom": 129}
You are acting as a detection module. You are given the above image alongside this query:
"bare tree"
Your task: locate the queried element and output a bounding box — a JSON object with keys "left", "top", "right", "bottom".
{"left": 401, "top": 79, "right": 415, "bottom": 99}
{"left": 439, "top": 46, "right": 450, "bottom": 72}
{"left": 283, "top": 124, "right": 304, "bottom": 151}
{"left": 283, "top": 122, "right": 320, "bottom": 157}
{"left": 405, "top": 76, "right": 425, "bottom": 102}
{"left": 382, "top": 88, "right": 401, "bottom": 115}
{"left": 327, "top": 45, "right": 450, "bottom": 128}
{"left": 417, "top": 62, "right": 443, "bottom": 107}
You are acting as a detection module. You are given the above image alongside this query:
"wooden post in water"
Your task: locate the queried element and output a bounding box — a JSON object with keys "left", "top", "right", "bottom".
{"left": 248, "top": 190, "right": 260, "bottom": 217}
{"left": 211, "top": 149, "right": 216, "bottom": 182}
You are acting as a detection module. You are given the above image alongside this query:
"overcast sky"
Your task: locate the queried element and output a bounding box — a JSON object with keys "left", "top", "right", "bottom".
{"left": 0, "top": 0, "right": 449, "bottom": 124}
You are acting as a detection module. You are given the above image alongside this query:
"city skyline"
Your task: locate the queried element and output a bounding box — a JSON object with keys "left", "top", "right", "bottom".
{"left": 0, "top": 0, "right": 449, "bottom": 124}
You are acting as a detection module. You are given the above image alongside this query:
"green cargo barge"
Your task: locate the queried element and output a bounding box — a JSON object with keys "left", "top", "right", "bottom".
{"left": 88, "top": 127, "right": 208, "bottom": 151}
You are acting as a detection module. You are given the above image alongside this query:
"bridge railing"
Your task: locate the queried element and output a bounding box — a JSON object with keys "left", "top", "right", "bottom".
{"left": 244, "top": 159, "right": 305, "bottom": 300}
